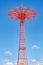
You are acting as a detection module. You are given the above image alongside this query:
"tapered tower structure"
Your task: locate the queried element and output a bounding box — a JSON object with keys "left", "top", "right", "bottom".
{"left": 8, "top": 7, "right": 36, "bottom": 65}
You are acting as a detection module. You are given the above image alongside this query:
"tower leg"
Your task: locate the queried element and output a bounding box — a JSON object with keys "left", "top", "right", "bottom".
{"left": 17, "top": 21, "right": 28, "bottom": 65}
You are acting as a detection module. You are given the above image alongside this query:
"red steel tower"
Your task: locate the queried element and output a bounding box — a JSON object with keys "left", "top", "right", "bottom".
{"left": 8, "top": 7, "right": 36, "bottom": 65}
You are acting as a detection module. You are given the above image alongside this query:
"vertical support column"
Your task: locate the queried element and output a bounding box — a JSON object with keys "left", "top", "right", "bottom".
{"left": 17, "top": 21, "right": 28, "bottom": 65}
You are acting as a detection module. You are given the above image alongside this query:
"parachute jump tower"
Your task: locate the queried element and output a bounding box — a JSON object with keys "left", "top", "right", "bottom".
{"left": 8, "top": 7, "right": 36, "bottom": 65}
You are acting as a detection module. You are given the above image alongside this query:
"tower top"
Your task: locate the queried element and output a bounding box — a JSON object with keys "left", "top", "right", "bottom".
{"left": 8, "top": 6, "right": 36, "bottom": 22}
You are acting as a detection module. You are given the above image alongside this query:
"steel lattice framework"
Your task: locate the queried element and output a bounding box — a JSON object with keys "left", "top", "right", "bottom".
{"left": 8, "top": 6, "right": 36, "bottom": 65}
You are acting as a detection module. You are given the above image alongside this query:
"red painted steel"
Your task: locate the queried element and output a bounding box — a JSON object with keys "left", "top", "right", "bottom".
{"left": 8, "top": 6, "right": 36, "bottom": 65}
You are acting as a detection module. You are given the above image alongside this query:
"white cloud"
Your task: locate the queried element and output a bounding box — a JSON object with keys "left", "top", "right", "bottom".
{"left": 30, "top": 59, "right": 37, "bottom": 62}
{"left": 3, "top": 61, "right": 17, "bottom": 65}
{"left": 4, "top": 50, "right": 13, "bottom": 56}
{"left": 4, "top": 62, "right": 13, "bottom": 65}
{"left": 6, "top": 62, "right": 13, "bottom": 65}
{"left": 32, "top": 45, "right": 40, "bottom": 49}
{"left": 30, "top": 59, "right": 43, "bottom": 65}
{"left": 30, "top": 59, "right": 38, "bottom": 65}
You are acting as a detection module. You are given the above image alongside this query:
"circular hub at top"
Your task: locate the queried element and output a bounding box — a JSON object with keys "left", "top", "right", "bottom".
{"left": 8, "top": 6, "right": 36, "bottom": 22}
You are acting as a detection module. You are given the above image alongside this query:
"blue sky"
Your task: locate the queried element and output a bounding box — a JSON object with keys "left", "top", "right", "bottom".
{"left": 0, "top": 0, "right": 43, "bottom": 65}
